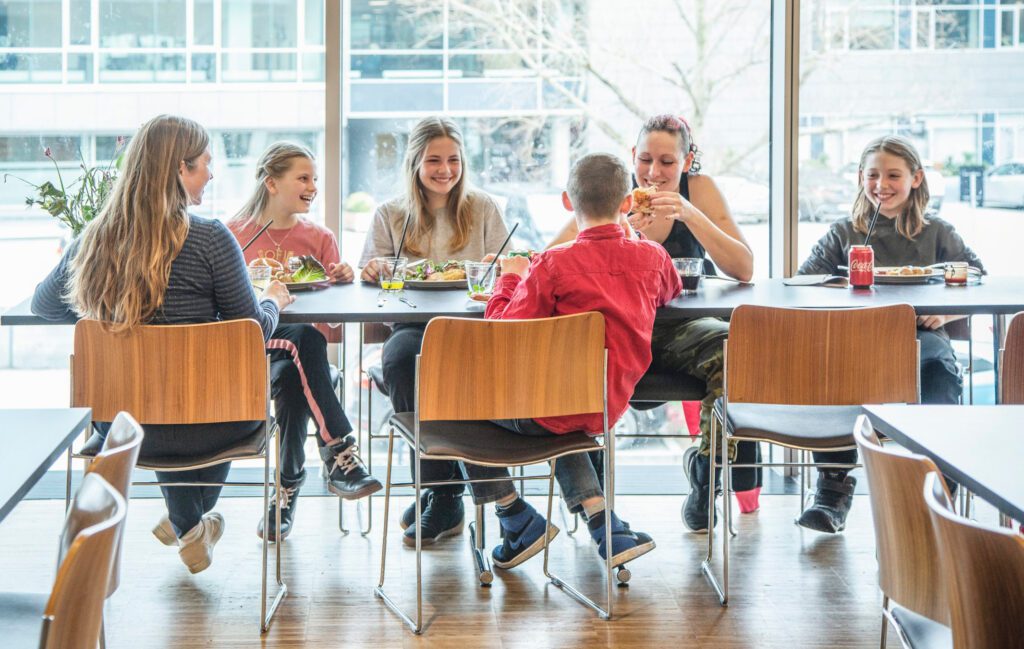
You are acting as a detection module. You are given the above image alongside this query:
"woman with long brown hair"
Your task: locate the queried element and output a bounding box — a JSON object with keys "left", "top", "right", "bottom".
{"left": 32, "top": 114, "right": 293, "bottom": 574}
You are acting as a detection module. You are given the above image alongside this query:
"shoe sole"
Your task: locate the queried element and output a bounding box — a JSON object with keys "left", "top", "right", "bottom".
{"left": 181, "top": 515, "right": 225, "bottom": 574}
{"left": 153, "top": 519, "right": 177, "bottom": 546}
{"left": 795, "top": 512, "right": 844, "bottom": 534}
{"left": 402, "top": 518, "right": 465, "bottom": 548}
{"left": 493, "top": 524, "right": 560, "bottom": 570}
{"left": 328, "top": 480, "right": 383, "bottom": 501}
{"left": 609, "top": 538, "right": 656, "bottom": 566}
{"left": 256, "top": 521, "right": 291, "bottom": 542}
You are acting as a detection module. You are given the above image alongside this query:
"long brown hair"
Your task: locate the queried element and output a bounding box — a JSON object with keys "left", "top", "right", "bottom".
{"left": 67, "top": 115, "right": 209, "bottom": 332}
{"left": 851, "top": 135, "right": 930, "bottom": 240}
{"left": 230, "top": 141, "right": 314, "bottom": 227}
{"left": 402, "top": 117, "right": 472, "bottom": 258}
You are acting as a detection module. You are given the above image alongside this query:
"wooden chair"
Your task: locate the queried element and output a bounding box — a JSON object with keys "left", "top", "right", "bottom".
{"left": 1000, "top": 312, "right": 1024, "bottom": 404}
{"left": 67, "top": 319, "right": 286, "bottom": 633}
{"left": 854, "top": 415, "right": 952, "bottom": 649}
{"left": 375, "top": 313, "right": 613, "bottom": 633}
{"left": 0, "top": 472, "right": 126, "bottom": 649}
{"left": 924, "top": 472, "right": 1024, "bottom": 649}
{"left": 704, "top": 304, "right": 920, "bottom": 605}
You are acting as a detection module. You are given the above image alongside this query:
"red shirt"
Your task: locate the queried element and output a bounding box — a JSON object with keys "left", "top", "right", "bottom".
{"left": 485, "top": 222, "right": 681, "bottom": 434}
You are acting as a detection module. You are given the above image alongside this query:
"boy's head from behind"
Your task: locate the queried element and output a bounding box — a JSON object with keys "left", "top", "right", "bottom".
{"left": 564, "top": 153, "right": 631, "bottom": 225}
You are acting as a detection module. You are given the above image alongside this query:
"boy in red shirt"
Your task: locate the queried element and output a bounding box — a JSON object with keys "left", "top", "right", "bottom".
{"left": 463, "top": 153, "right": 682, "bottom": 570}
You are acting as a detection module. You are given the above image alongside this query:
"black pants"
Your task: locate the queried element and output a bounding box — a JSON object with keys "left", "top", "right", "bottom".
{"left": 815, "top": 326, "right": 962, "bottom": 469}
{"left": 95, "top": 420, "right": 262, "bottom": 538}
{"left": 268, "top": 324, "right": 354, "bottom": 489}
{"left": 381, "top": 323, "right": 464, "bottom": 496}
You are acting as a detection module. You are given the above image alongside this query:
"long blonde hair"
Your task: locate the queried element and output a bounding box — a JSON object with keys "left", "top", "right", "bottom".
{"left": 851, "top": 135, "right": 930, "bottom": 240}
{"left": 230, "top": 141, "right": 314, "bottom": 227}
{"left": 67, "top": 114, "right": 209, "bottom": 332}
{"left": 402, "top": 117, "right": 472, "bottom": 258}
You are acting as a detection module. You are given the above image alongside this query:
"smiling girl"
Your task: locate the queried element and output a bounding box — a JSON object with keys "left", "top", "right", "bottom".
{"left": 359, "top": 117, "right": 508, "bottom": 547}
{"left": 228, "top": 142, "right": 381, "bottom": 542}
{"left": 798, "top": 134, "right": 984, "bottom": 534}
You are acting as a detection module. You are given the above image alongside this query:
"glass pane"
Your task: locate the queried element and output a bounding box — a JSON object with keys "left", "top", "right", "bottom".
{"left": 70, "top": 0, "right": 92, "bottom": 46}
{"left": 934, "top": 8, "right": 978, "bottom": 49}
{"left": 68, "top": 54, "right": 94, "bottom": 83}
{"left": 99, "top": 53, "right": 186, "bottom": 82}
{"left": 849, "top": 10, "right": 894, "bottom": 50}
{"left": 191, "top": 53, "right": 216, "bottom": 82}
{"left": 302, "top": 52, "right": 325, "bottom": 82}
{"left": 99, "top": 0, "right": 186, "bottom": 48}
{"left": 350, "top": 54, "right": 443, "bottom": 79}
{"left": 222, "top": 0, "right": 296, "bottom": 48}
{"left": 305, "top": 0, "right": 325, "bottom": 46}
{"left": 917, "top": 10, "right": 931, "bottom": 48}
{"left": 449, "top": 53, "right": 530, "bottom": 78}
{"left": 349, "top": 0, "right": 442, "bottom": 49}
{"left": 221, "top": 52, "right": 297, "bottom": 82}
{"left": 449, "top": 0, "right": 537, "bottom": 49}
{"left": 0, "top": 54, "right": 62, "bottom": 83}
{"left": 194, "top": 0, "right": 215, "bottom": 46}
{"left": 0, "top": 0, "right": 60, "bottom": 47}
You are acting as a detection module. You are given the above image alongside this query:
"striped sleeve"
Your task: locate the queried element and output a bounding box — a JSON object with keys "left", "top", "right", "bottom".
{"left": 207, "top": 220, "right": 280, "bottom": 340}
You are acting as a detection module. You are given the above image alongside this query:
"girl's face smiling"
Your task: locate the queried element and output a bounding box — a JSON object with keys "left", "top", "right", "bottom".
{"left": 633, "top": 131, "right": 692, "bottom": 193}
{"left": 418, "top": 136, "right": 462, "bottom": 203}
{"left": 269, "top": 157, "right": 318, "bottom": 214}
{"left": 180, "top": 149, "right": 213, "bottom": 206}
{"left": 860, "top": 150, "right": 923, "bottom": 218}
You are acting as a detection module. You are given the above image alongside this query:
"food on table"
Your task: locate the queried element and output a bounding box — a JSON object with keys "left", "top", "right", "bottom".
{"left": 875, "top": 265, "right": 930, "bottom": 276}
{"left": 631, "top": 185, "right": 657, "bottom": 216}
{"left": 249, "top": 254, "right": 327, "bottom": 284}
{"left": 406, "top": 259, "right": 467, "bottom": 282}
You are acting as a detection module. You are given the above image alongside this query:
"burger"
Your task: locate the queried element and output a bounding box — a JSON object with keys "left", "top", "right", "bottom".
{"left": 631, "top": 185, "right": 657, "bottom": 216}
{"left": 249, "top": 255, "right": 284, "bottom": 271}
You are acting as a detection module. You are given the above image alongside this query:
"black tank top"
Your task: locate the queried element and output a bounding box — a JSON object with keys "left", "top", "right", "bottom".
{"left": 634, "top": 175, "right": 715, "bottom": 275}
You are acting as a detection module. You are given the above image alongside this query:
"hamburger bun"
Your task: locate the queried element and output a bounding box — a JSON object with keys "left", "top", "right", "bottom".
{"left": 631, "top": 185, "right": 657, "bottom": 215}
{"left": 249, "top": 256, "right": 284, "bottom": 271}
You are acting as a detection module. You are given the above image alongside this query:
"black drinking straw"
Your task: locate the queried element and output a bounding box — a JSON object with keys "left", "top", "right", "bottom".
{"left": 241, "top": 219, "right": 274, "bottom": 252}
{"left": 482, "top": 222, "right": 519, "bottom": 284}
{"left": 392, "top": 213, "right": 413, "bottom": 277}
{"left": 863, "top": 201, "right": 883, "bottom": 246}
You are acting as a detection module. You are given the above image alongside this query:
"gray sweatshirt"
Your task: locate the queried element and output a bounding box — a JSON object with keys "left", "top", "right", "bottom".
{"left": 798, "top": 215, "right": 985, "bottom": 276}
{"left": 358, "top": 189, "right": 508, "bottom": 267}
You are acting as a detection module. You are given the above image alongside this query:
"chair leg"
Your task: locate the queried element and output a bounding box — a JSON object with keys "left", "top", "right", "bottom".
{"left": 468, "top": 504, "right": 493, "bottom": 586}
{"left": 260, "top": 426, "right": 288, "bottom": 633}
{"left": 880, "top": 594, "right": 889, "bottom": 649}
{"left": 64, "top": 446, "right": 73, "bottom": 512}
{"left": 375, "top": 428, "right": 395, "bottom": 591}
{"left": 701, "top": 414, "right": 728, "bottom": 605}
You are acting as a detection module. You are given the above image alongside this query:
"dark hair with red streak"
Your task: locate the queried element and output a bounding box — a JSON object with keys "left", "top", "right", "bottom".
{"left": 636, "top": 114, "right": 702, "bottom": 175}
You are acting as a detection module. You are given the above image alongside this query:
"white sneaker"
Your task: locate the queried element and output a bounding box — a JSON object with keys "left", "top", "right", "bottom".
{"left": 152, "top": 515, "right": 177, "bottom": 546}
{"left": 178, "top": 513, "right": 225, "bottom": 574}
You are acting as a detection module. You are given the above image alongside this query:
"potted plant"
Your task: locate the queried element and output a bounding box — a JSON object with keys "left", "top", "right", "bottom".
{"left": 4, "top": 137, "right": 125, "bottom": 238}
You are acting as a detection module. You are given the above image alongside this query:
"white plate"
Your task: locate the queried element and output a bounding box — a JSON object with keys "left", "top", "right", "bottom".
{"left": 873, "top": 267, "right": 943, "bottom": 284}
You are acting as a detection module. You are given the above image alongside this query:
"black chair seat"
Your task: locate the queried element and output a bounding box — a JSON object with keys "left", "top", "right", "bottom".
{"left": 714, "top": 400, "right": 863, "bottom": 450}
{"left": 367, "top": 365, "right": 389, "bottom": 397}
{"left": 0, "top": 592, "right": 47, "bottom": 649}
{"left": 390, "top": 412, "right": 599, "bottom": 466}
{"left": 889, "top": 605, "right": 953, "bottom": 649}
{"left": 630, "top": 371, "right": 706, "bottom": 406}
{"left": 76, "top": 422, "right": 274, "bottom": 470}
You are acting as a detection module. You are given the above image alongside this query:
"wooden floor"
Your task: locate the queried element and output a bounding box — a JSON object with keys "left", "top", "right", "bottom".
{"left": 1, "top": 493, "right": 902, "bottom": 648}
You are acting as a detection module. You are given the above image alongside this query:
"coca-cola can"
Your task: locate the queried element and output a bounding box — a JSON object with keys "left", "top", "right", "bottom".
{"left": 849, "top": 245, "right": 874, "bottom": 288}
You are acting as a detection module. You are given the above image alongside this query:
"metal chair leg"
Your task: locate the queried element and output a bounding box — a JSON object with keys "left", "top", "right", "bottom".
{"left": 260, "top": 425, "right": 288, "bottom": 633}
{"left": 701, "top": 414, "right": 728, "bottom": 605}
{"left": 880, "top": 594, "right": 889, "bottom": 649}
{"left": 468, "top": 504, "right": 493, "bottom": 586}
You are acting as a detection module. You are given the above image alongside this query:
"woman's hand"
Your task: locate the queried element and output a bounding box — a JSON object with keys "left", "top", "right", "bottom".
{"left": 650, "top": 190, "right": 691, "bottom": 223}
{"left": 917, "top": 314, "right": 951, "bottom": 330}
{"left": 500, "top": 255, "right": 530, "bottom": 278}
{"left": 261, "top": 280, "right": 295, "bottom": 311}
{"left": 360, "top": 258, "right": 380, "bottom": 282}
{"left": 328, "top": 261, "right": 354, "bottom": 284}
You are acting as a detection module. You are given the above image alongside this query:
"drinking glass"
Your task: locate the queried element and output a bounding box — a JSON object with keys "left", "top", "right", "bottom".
{"left": 465, "top": 261, "right": 497, "bottom": 300}
{"left": 248, "top": 264, "right": 271, "bottom": 291}
{"left": 377, "top": 256, "right": 408, "bottom": 291}
{"left": 673, "top": 257, "right": 703, "bottom": 295}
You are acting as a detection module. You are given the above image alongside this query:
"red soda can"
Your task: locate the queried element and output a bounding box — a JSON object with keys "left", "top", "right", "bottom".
{"left": 849, "top": 245, "right": 874, "bottom": 288}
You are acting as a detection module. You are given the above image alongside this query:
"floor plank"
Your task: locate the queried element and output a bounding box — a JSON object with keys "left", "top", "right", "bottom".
{"left": 0, "top": 494, "right": 912, "bottom": 648}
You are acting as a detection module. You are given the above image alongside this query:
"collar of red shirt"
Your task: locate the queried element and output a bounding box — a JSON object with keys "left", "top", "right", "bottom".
{"left": 576, "top": 222, "right": 625, "bottom": 242}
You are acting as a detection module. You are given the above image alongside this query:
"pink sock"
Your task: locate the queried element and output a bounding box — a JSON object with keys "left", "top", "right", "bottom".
{"left": 735, "top": 487, "right": 761, "bottom": 514}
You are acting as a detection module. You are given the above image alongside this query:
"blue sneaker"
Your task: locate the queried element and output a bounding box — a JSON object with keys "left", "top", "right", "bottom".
{"left": 587, "top": 510, "right": 656, "bottom": 566}
{"left": 492, "top": 498, "right": 560, "bottom": 569}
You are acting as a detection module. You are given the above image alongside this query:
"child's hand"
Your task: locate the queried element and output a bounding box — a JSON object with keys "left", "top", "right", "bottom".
{"left": 360, "top": 259, "right": 380, "bottom": 282}
{"left": 917, "top": 314, "right": 950, "bottom": 330}
{"left": 500, "top": 255, "right": 530, "bottom": 278}
{"left": 328, "top": 261, "right": 354, "bottom": 284}
{"left": 481, "top": 253, "right": 497, "bottom": 263}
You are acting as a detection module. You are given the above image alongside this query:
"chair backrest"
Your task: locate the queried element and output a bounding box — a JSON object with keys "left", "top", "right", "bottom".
{"left": 853, "top": 415, "right": 948, "bottom": 624}
{"left": 725, "top": 304, "right": 919, "bottom": 405}
{"left": 41, "top": 472, "right": 126, "bottom": 649}
{"left": 924, "top": 472, "right": 1024, "bottom": 649}
{"left": 87, "top": 411, "right": 144, "bottom": 597}
{"left": 417, "top": 313, "right": 606, "bottom": 421}
{"left": 71, "top": 319, "right": 267, "bottom": 424}
{"left": 1001, "top": 312, "right": 1024, "bottom": 404}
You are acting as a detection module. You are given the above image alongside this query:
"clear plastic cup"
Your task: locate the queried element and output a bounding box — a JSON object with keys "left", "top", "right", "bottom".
{"left": 672, "top": 257, "right": 703, "bottom": 295}
{"left": 465, "top": 261, "right": 497, "bottom": 300}
{"left": 248, "top": 264, "right": 271, "bottom": 291}
{"left": 377, "top": 256, "right": 407, "bottom": 291}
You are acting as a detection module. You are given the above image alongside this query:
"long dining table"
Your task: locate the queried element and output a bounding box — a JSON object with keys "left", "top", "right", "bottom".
{"left": 5, "top": 275, "right": 1024, "bottom": 394}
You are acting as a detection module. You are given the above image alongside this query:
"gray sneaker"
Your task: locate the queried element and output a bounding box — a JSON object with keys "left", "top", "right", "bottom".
{"left": 796, "top": 472, "right": 856, "bottom": 534}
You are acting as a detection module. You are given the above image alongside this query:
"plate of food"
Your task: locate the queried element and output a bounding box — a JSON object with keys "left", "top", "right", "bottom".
{"left": 249, "top": 255, "right": 331, "bottom": 291}
{"left": 873, "top": 265, "right": 943, "bottom": 284}
{"left": 403, "top": 259, "right": 467, "bottom": 289}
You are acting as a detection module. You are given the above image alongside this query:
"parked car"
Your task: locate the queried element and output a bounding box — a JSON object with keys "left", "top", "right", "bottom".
{"left": 799, "top": 164, "right": 852, "bottom": 222}
{"left": 982, "top": 161, "right": 1024, "bottom": 208}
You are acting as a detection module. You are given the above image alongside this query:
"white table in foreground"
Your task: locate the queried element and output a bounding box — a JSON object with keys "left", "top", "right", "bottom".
{"left": 863, "top": 404, "right": 1024, "bottom": 522}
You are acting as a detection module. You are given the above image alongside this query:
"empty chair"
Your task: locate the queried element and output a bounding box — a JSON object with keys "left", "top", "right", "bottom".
{"left": 854, "top": 415, "right": 952, "bottom": 649}
{"left": 0, "top": 472, "right": 127, "bottom": 649}
{"left": 1001, "top": 312, "right": 1024, "bottom": 404}
{"left": 924, "top": 472, "right": 1024, "bottom": 649}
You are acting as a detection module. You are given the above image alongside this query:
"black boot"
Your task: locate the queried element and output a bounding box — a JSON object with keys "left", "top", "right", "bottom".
{"left": 257, "top": 476, "right": 304, "bottom": 542}
{"left": 402, "top": 491, "right": 465, "bottom": 547}
{"left": 400, "top": 491, "right": 431, "bottom": 531}
{"left": 319, "top": 437, "right": 382, "bottom": 500}
{"left": 797, "top": 471, "right": 856, "bottom": 533}
{"left": 681, "top": 446, "right": 719, "bottom": 533}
